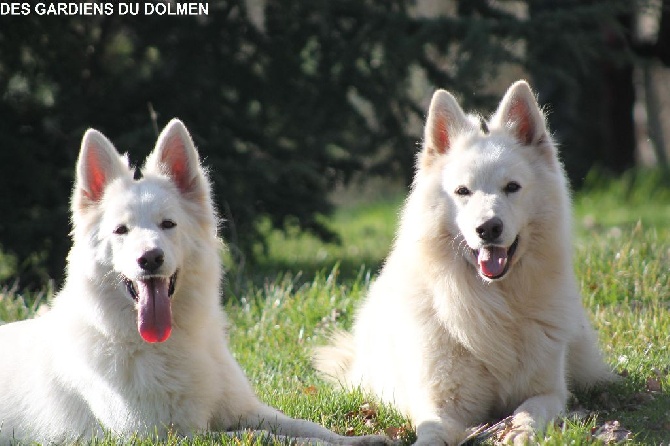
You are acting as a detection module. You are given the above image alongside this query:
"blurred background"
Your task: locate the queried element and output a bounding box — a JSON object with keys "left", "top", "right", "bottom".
{"left": 1, "top": 0, "right": 668, "bottom": 289}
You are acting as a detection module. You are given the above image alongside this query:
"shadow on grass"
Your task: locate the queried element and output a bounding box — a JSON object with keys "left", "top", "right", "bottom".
{"left": 224, "top": 256, "right": 385, "bottom": 301}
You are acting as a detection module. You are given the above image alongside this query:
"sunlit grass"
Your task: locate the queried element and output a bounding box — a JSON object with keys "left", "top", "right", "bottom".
{"left": 1, "top": 169, "right": 670, "bottom": 444}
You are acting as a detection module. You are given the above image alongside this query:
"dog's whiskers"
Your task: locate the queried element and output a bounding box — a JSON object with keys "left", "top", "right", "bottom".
{"left": 449, "top": 234, "right": 471, "bottom": 259}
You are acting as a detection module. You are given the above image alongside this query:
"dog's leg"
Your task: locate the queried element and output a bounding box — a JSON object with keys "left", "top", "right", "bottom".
{"left": 239, "top": 403, "right": 393, "bottom": 445}
{"left": 568, "top": 312, "right": 618, "bottom": 388}
{"left": 407, "top": 390, "right": 470, "bottom": 446}
{"left": 413, "top": 414, "right": 466, "bottom": 446}
{"left": 208, "top": 349, "right": 390, "bottom": 444}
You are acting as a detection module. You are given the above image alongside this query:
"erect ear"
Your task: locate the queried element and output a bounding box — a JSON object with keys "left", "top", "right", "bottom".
{"left": 492, "top": 80, "right": 547, "bottom": 146}
{"left": 423, "top": 89, "right": 469, "bottom": 158}
{"left": 144, "top": 119, "right": 206, "bottom": 199}
{"left": 75, "top": 129, "right": 129, "bottom": 209}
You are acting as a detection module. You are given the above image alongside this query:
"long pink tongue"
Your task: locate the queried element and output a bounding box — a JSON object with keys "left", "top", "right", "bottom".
{"left": 478, "top": 246, "right": 508, "bottom": 278}
{"left": 136, "top": 278, "right": 172, "bottom": 343}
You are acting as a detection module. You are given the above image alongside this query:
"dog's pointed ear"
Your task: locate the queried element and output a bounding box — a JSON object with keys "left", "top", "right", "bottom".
{"left": 493, "top": 80, "right": 547, "bottom": 146}
{"left": 145, "top": 119, "right": 207, "bottom": 199}
{"left": 423, "top": 89, "right": 469, "bottom": 159}
{"left": 75, "top": 129, "right": 129, "bottom": 209}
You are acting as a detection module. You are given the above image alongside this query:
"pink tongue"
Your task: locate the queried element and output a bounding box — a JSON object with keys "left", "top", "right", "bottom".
{"left": 478, "top": 246, "right": 508, "bottom": 278}
{"left": 136, "top": 278, "right": 172, "bottom": 343}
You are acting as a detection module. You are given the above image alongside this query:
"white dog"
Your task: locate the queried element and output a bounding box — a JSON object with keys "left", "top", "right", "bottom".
{"left": 315, "top": 81, "right": 615, "bottom": 445}
{"left": 0, "top": 119, "right": 390, "bottom": 445}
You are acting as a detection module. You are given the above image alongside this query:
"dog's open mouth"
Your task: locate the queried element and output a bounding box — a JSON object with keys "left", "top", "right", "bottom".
{"left": 472, "top": 236, "right": 519, "bottom": 280}
{"left": 124, "top": 273, "right": 177, "bottom": 301}
{"left": 122, "top": 272, "right": 178, "bottom": 343}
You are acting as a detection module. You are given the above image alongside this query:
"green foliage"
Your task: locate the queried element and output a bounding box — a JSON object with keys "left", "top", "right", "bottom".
{"left": 575, "top": 168, "right": 670, "bottom": 230}
{"left": 527, "top": 0, "right": 637, "bottom": 183}
{"left": 0, "top": 285, "right": 50, "bottom": 323}
{"left": 226, "top": 192, "right": 402, "bottom": 290}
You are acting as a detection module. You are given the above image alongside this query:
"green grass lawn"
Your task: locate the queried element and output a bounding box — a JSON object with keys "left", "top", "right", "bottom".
{"left": 1, "top": 170, "right": 669, "bottom": 444}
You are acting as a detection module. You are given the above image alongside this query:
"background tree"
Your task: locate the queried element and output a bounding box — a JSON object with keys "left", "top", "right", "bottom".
{"left": 0, "top": 0, "right": 642, "bottom": 288}
{"left": 526, "top": 0, "right": 636, "bottom": 183}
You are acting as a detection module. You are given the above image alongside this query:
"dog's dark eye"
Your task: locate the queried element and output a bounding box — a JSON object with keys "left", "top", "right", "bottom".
{"left": 504, "top": 182, "right": 521, "bottom": 194}
{"left": 455, "top": 186, "right": 471, "bottom": 196}
{"left": 160, "top": 220, "right": 176, "bottom": 230}
{"left": 113, "top": 225, "right": 128, "bottom": 235}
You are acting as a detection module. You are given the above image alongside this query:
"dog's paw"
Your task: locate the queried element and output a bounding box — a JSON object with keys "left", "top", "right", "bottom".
{"left": 501, "top": 426, "right": 535, "bottom": 446}
{"left": 495, "top": 416, "right": 535, "bottom": 446}
{"left": 413, "top": 432, "right": 452, "bottom": 446}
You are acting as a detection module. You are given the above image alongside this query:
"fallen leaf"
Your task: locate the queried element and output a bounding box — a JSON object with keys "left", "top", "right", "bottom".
{"left": 302, "top": 385, "right": 318, "bottom": 395}
{"left": 493, "top": 419, "right": 516, "bottom": 442}
{"left": 458, "top": 417, "right": 514, "bottom": 445}
{"left": 384, "top": 426, "right": 408, "bottom": 440}
{"left": 359, "top": 402, "right": 378, "bottom": 420}
{"left": 630, "top": 391, "right": 654, "bottom": 406}
{"left": 646, "top": 377, "right": 662, "bottom": 392}
{"left": 590, "top": 420, "right": 632, "bottom": 444}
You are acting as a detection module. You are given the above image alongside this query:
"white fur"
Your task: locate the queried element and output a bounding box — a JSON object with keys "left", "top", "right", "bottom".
{"left": 314, "top": 81, "right": 615, "bottom": 445}
{"left": 0, "top": 119, "right": 390, "bottom": 445}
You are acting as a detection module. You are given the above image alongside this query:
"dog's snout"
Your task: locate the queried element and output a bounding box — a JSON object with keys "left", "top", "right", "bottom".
{"left": 137, "top": 248, "right": 164, "bottom": 272}
{"left": 476, "top": 217, "right": 503, "bottom": 242}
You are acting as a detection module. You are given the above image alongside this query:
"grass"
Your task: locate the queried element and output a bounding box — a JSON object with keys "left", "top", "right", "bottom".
{"left": 1, "top": 169, "right": 670, "bottom": 444}
{"left": 225, "top": 178, "right": 404, "bottom": 289}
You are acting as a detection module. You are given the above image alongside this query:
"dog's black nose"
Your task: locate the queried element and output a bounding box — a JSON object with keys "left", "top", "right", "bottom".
{"left": 476, "top": 217, "right": 503, "bottom": 242}
{"left": 138, "top": 248, "right": 164, "bottom": 272}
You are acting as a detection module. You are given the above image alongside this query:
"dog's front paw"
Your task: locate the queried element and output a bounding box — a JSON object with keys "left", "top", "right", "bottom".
{"left": 496, "top": 415, "right": 535, "bottom": 446}
{"left": 500, "top": 426, "right": 535, "bottom": 446}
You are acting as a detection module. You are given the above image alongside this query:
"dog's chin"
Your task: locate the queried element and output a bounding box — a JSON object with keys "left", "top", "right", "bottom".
{"left": 469, "top": 236, "right": 519, "bottom": 282}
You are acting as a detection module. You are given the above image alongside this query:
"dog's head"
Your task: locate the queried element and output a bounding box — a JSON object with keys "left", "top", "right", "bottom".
{"left": 71, "top": 119, "right": 214, "bottom": 343}
{"left": 418, "top": 81, "right": 562, "bottom": 282}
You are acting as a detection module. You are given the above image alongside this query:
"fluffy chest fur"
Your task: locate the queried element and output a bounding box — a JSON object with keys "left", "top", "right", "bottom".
{"left": 47, "top": 289, "right": 228, "bottom": 437}
{"left": 421, "top": 280, "right": 571, "bottom": 418}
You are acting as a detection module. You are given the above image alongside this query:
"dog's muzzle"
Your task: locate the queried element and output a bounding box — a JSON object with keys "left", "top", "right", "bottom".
{"left": 472, "top": 236, "right": 519, "bottom": 280}
{"left": 123, "top": 272, "right": 177, "bottom": 301}
{"left": 122, "top": 271, "right": 178, "bottom": 343}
